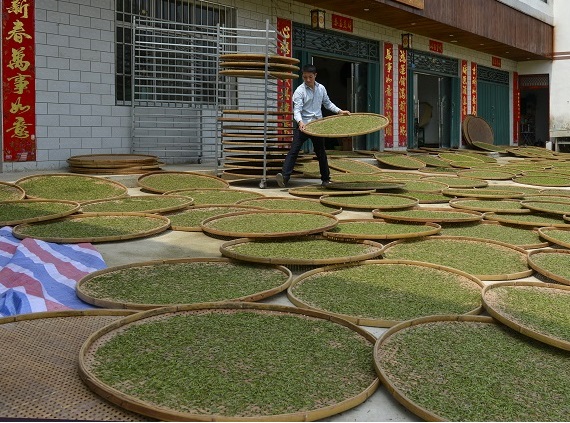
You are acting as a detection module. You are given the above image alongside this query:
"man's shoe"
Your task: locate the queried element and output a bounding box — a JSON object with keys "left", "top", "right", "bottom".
{"left": 321, "top": 180, "right": 332, "bottom": 187}
{"left": 276, "top": 173, "right": 288, "bottom": 188}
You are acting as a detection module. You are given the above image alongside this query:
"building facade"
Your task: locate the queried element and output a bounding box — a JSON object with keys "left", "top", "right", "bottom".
{"left": 0, "top": 0, "right": 559, "bottom": 171}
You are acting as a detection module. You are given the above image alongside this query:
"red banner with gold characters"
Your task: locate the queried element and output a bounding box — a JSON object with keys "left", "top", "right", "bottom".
{"left": 471, "top": 62, "right": 478, "bottom": 116}
{"left": 276, "top": 17, "right": 293, "bottom": 144}
{"left": 513, "top": 72, "right": 520, "bottom": 145}
{"left": 2, "top": 0, "right": 36, "bottom": 162}
{"left": 461, "top": 60, "right": 468, "bottom": 123}
{"left": 397, "top": 46, "right": 408, "bottom": 147}
{"left": 383, "top": 43, "right": 394, "bottom": 148}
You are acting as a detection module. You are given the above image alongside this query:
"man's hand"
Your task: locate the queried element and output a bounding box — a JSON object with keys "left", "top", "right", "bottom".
{"left": 338, "top": 110, "right": 351, "bottom": 116}
{"left": 298, "top": 121, "right": 306, "bottom": 131}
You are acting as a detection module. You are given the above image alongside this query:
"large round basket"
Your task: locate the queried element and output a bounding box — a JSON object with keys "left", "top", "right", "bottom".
{"left": 322, "top": 219, "right": 441, "bottom": 241}
{"left": 537, "top": 226, "right": 570, "bottom": 248}
{"left": 0, "top": 181, "right": 26, "bottom": 201}
{"left": 76, "top": 257, "right": 293, "bottom": 309}
{"left": 372, "top": 207, "right": 483, "bottom": 223}
{"left": 302, "top": 113, "right": 389, "bottom": 138}
{"left": 288, "top": 260, "right": 483, "bottom": 327}
{"left": 80, "top": 195, "right": 193, "bottom": 214}
{"left": 0, "top": 199, "right": 81, "bottom": 226}
{"left": 12, "top": 212, "right": 171, "bottom": 243}
{"left": 373, "top": 314, "right": 570, "bottom": 422}
{"left": 482, "top": 280, "right": 570, "bottom": 351}
{"left": 15, "top": 173, "right": 129, "bottom": 202}
{"left": 200, "top": 210, "right": 338, "bottom": 238}
{"left": 137, "top": 171, "right": 229, "bottom": 193}
{"left": 0, "top": 310, "right": 148, "bottom": 421}
{"left": 527, "top": 248, "right": 570, "bottom": 285}
{"left": 78, "top": 302, "right": 379, "bottom": 421}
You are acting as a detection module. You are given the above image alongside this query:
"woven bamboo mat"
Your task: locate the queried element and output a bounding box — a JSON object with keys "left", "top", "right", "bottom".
{"left": 0, "top": 310, "right": 152, "bottom": 421}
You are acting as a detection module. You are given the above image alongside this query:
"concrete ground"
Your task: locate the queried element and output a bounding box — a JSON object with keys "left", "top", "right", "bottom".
{"left": 0, "top": 157, "right": 547, "bottom": 422}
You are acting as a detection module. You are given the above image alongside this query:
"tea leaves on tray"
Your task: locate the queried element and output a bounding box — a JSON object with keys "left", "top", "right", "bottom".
{"left": 0, "top": 201, "right": 78, "bottom": 224}
{"left": 203, "top": 212, "right": 335, "bottom": 234}
{"left": 439, "top": 223, "right": 543, "bottom": 247}
{"left": 81, "top": 196, "right": 191, "bottom": 213}
{"left": 17, "top": 175, "right": 127, "bottom": 201}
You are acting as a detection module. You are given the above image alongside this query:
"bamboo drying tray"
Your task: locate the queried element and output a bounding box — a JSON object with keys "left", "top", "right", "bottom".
{"left": 537, "top": 227, "right": 570, "bottom": 248}
{"left": 482, "top": 280, "right": 570, "bottom": 350}
{"left": 77, "top": 257, "right": 293, "bottom": 309}
{"left": 395, "top": 179, "right": 448, "bottom": 193}
{"left": 288, "top": 184, "right": 375, "bottom": 198}
{"left": 219, "top": 69, "right": 299, "bottom": 79}
{"left": 322, "top": 219, "right": 441, "bottom": 241}
{"left": 320, "top": 193, "right": 418, "bottom": 210}
{"left": 421, "top": 175, "right": 488, "bottom": 188}
{"left": 15, "top": 173, "right": 129, "bottom": 201}
{"left": 0, "top": 199, "right": 81, "bottom": 226}
{"left": 163, "top": 187, "right": 265, "bottom": 205}
{"left": 288, "top": 259, "right": 483, "bottom": 327}
{"left": 527, "top": 248, "right": 570, "bottom": 286}
{"left": 483, "top": 211, "right": 570, "bottom": 228}
{"left": 400, "top": 191, "right": 453, "bottom": 204}
{"left": 220, "top": 236, "right": 384, "bottom": 266}
{"left": 325, "top": 181, "right": 405, "bottom": 191}
{"left": 12, "top": 212, "right": 171, "bottom": 243}
{"left": 382, "top": 236, "right": 532, "bottom": 280}
{"left": 521, "top": 200, "right": 570, "bottom": 215}
{"left": 439, "top": 220, "right": 548, "bottom": 250}
{"left": 165, "top": 204, "right": 264, "bottom": 232}
{"left": 328, "top": 158, "right": 382, "bottom": 174}
{"left": 0, "top": 310, "right": 149, "bottom": 421}
{"left": 78, "top": 302, "right": 379, "bottom": 421}
{"left": 513, "top": 174, "right": 570, "bottom": 187}
{"left": 67, "top": 154, "right": 162, "bottom": 174}
{"left": 0, "top": 181, "right": 26, "bottom": 201}
{"left": 236, "top": 196, "right": 342, "bottom": 214}
{"left": 442, "top": 187, "right": 525, "bottom": 199}
{"left": 200, "top": 210, "right": 338, "bottom": 238}
{"left": 137, "top": 171, "right": 229, "bottom": 193}
{"left": 373, "top": 314, "right": 570, "bottom": 422}
{"left": 457, "top": 169, "right": 515, "bottom": 180}
{"left": 471, "top": 141, "right": 508, "bottom": 152}
{"left": 80, "top": 195, "right": 193, "bottom": 214}
{"left": 449, "top": 198, "right": 528, "bottom": 214}
{"left": 302, "top": 113, "right": 389, "bottom": 138}
{"left": 372, "top": 207, "right": 483, "bottom": 223}
{"left": 375, "top": 154, "right": 425, "bottom": 170}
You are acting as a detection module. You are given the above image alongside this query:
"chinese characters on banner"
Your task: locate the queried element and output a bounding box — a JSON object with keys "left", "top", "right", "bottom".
{"left": 513, "top": 72, "right": 520, "bottom": 144}
{"left": 383, "top": 43, "right": 394, "bottom": 148}
{"left": 2, "top": 0, "right": 36, "bottom": 162}
{"left": 276, "top": 18, "right": 293, "bottom": 145}
{"left": 397, "top": 47, "right": 408, "bottom": 147}
{"left": 471, "top": 62, "right": 478, "bottom": 116}
{"left": 331, "top": 14, "right": 353, "bottom": 33}
{"left": 461, "top": 60, "right": 468, "bottom": 122}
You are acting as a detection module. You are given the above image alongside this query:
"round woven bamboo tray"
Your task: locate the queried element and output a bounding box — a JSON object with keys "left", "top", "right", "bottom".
{"left": 471, "top": 141, "right": 508, "bottom": 153}
{"left": 439, "top": 220, "right": 549, "bottom": 250}
{"left": 442, "top": 187, "right": 525, "bottom": 199}
{"left": 15, "top": 173, "right": 129, "bottom": 202}
{"left": 236, "top": 196, "right": 342, "bottom": 215}
{"left": 288, "top": 184, "right": 375, "bottom": 198}
{"left": 222, "top": 161, "right": 284, "bottom": 171}
{"left": 482, "top": 280, "right": 570, "bottom": 350}
{"left": 483, "top": 211, "right": 570, "bottom": 228}
{"left": 412, "top": 155, "right": 451, "bottom": 168}
{"left": 395, "top": 179, "right": 448, "bottom": 193}
{"left": 68, "top": 164, "right": 164, "bottom": 175}
{"left": 324, "top": 181, "right": 406, "bottom": 191}
{"left": 220, "top": 236, "right": 384, "bottom": 266}
{"left": 219, "top": 69, "right": 299, "bottom": 79}
{"left": 320, "top": 193, "right": 418, "bottom": 211}
{"left": 77, "top": 257, "right": 293, "bottom": 309}
{"left": 138, "top": 171, "right": 229, "bottom": 193}
{"left": 219, "top": 53, "right": 300, "bottom": 64}
{"left": 78, "top": 302, "right": 379, "bottom": 422}
{"left": 373, "top": 314, "right": 570, "bottom": 422}
{"left": 79, "top": 194, "right": 193, "bottom": 214}
{"left": 513, "top": 174, "right": 570, "bottom": 187}
{"left": 328, "top": 158, "right": 382, "bottom": 174}
{"left": 200, "top": 210, "right": 338, "bottom": 238}
{"left": 0, "top": 181, "right": 26, "bottom": 201}
{"left": 372, "top": 207, "right": 483, "bottom": 223}
{"left": 0, "top": 199, "right": 81, "bottom": 226}
{"left": 402, "top": 191, "right": 453, "bottom": 204}
{"left": 457, "top": 169, "right": 515, "bottom": 180}
{"left": 375, "top": 154, "right": 425, "bottom": 170}
{"left": 219, "top": 60, "right": 300, "bottom": 72}
{"left": 224, "top": 155, "right": 287, "bottom": 163}
{"left": 383, "top": 236, "right": 532, "bottom": 280}
{"left": 0, "top": 309, "right": 149, "bottom": 421}
{"left": 166, "top": 204, "right": 265, "bottom": 232}
{"left": 67, "top": 154, "right": 159, "bottom": 166}
{"left": 521, "top": 200, "right": 570, "bottom": 215}
{"left": 288, "top": 259, "right": 483, "bottom": 327}
{"left": 163, "top": 187, "right": 264, "bottom": 205}
{"left": 461, "top": 114, "right": 475, "bottom": 146}
{"left": 537, "top": 226, "right": 570, "bottom": 248}
{"left": 322, "top": 219, "right": 441, "bottom": 240}
{"left": 449, "top": 198, "right": 528, "bottom": 213}
{"left": 527, "top": 248, "right": 570, "bottom": 286}
{"left": 302, "top": 113, "right": 389, "bottom": 138}
{"left": 12, "top": 212, "right": 171, "bottom": 243}
{"left": 421, "top": 175, "right": 488, "bottom": 188}
{"left": 222, "top": 168, "right": 285, "bottom": 179}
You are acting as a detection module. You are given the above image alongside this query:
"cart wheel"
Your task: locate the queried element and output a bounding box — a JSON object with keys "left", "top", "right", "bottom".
{"left": 259, "top": 181, "right": 267, "bottom": 189}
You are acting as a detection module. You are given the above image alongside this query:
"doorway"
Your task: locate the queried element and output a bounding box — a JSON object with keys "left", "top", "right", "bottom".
{"left": 312, "top": 56, "right": 369, "bottom": 150}
{"left": 519, "top": 78, "right": 549, "bottom": 147}
{"left": 413, "top": 73, "right": 452, "bottom": 148}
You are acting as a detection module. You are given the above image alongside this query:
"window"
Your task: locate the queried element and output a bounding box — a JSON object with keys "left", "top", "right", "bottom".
{"left": 115, "top": 0, "right": 236, "bottom": 105}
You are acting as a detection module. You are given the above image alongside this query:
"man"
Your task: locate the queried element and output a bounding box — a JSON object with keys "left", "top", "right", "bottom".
{"left": 276, "top": 64, "right": 350, "bottom": 187}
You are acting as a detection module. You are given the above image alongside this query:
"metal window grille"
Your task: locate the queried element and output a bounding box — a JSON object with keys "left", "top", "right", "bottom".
{"left": 477, "top": 65, "right": 509, "bottom": 85}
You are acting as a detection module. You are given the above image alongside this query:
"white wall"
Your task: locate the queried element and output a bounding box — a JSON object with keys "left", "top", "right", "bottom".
{"left": 550, "top": 0, "right": 570, "bottom": 137}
